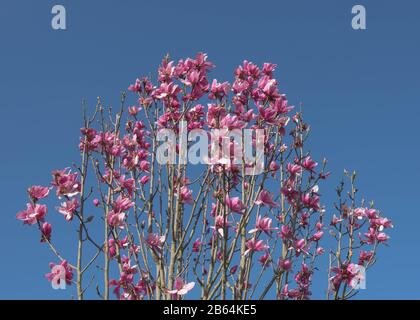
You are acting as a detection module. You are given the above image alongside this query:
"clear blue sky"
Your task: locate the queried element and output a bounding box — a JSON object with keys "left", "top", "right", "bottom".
{"left": 0, "top": 0, "right": 419, "bottom": 299}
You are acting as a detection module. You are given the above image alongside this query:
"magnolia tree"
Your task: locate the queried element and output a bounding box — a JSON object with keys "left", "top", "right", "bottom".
{"left": 16, "top": 53, "right": 392, "bottom": 300}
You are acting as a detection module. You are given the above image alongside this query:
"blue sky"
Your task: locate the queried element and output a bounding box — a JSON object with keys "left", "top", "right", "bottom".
{"left": 0, "top": 0, "right": 419, "bottom": 299}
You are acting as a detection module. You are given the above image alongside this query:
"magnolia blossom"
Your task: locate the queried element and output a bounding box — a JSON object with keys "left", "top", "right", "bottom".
{"left": 179, "top": 186, "right": 194, "bottom": 205}
{"left": 225, "top": 195, "right": 246, "bottom": 214}
{"left": 27, "top": 186, "right": 50, "bottom": 201}
{"left": 51, "top": 168, "right": 80, "bottom": 198}
{"left": 249, "top": 215, "right": 278, "bottom": 235}
{"left": 167, "top": 278, "right": 195, "bottom": 296}
{"left": 244, "top": 238, "right": 269, "bottom": 256}
{"left": 58, "top": 197, "right": 79, "bottom": 221}
{"left": 255, "top": 190, "right": 279, "bottom": 207}
{"left": 45, "top": 260, "right": 73, "bottom": 286}
{"left": 16, "top": 203, "right": 47, "bottom": 225}
{"left": 146, "top": 233, "right": 165, "bottom": 252}
{"left": 40, "top": 222, "right": 52, "bottom": 242}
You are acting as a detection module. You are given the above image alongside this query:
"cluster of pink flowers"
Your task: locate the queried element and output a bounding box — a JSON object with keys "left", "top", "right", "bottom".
{"left": 16, "top": 53, "right": 392, "bottom": 300}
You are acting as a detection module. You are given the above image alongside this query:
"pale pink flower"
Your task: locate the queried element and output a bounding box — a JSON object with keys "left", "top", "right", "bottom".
{"left": 167, "top": 278, "right": 195, "bottom": 296}
{"left": 45, "top": 260, "right": 73, "bottom": 286}
{"left": 58, "top": 197, "right": 79, "bottom": 221}
{"left": 244, "top": 238, "right": 269, "bottom": 255}
{"left": 51, "top": 168, "right": 80, "bottom": 198}
{"left": 16, "top": 203, "right": 47, "bottom": 225}
{"left": 255, "top": 190, "right": 279, "bottom": 208}
{"left": 179, "top": 186, "right": 194, "bottom": 205}
{"left": 146, "top": 233, "right": 165, "bottom": 252}
{"left": 27, "top": 185, "right": 50, "bottom": 201}
{"left": 249, "top": 215, "right": 278, "bottom": 235}
{"left": 107, "top": 210, "right": 126, "bottom": 228}
{"left": 311, "top": 231, "right": 324, "bottom": 241}
{"left": 113, "top": 195, "right": 134, "bottom": 213}
{"left": 225, "top": 195, "right": 246, "bottom": 214}
{"left": 302, "top": 156, "right": 318, "bottom": 171}
{"left": 128, "top": 106, "right": 141, "bottom": 116}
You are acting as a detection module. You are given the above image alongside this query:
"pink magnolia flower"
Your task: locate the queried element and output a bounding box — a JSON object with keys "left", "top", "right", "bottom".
{"left": 51, "top": 168, "right": 80, "bottom": 198}
{"left": 128, "top": 78, "right": 142, "bottom": 93}
{"left": 219, "top": 114, "right": 247, "bottom": 130}
{"left": 16, "top": 203, "right": 47, "bottom": 225}
{"left": 93, "top": 198, "right": 100, "bottom": 207}
{"left": 244, "top": 238, "right": 269, "bottom": 256}
{"left": 311, "top": 231, "right": 324, "bottom": 242}
{"left": 249, "top": 215, "right": 278, "bottom": 235}
{"left": 330, "top": 263, "right": 361, "bottom": 290}
{"left": 208, "top": 79, "right": 230, "bottom": 100}
{"left": 113, "top": 195, "right": 134, "bottom": 213}
{"left": 352, "top": 207, "right": 367, "bottom": 220}
{"left": 146, "top": 233, "right": 165, "bottom": 252}
{"left": 269, "top": 161, "right": 280, "bottom": 173}
{"left": 40, "top": 222, "right": 52, "bottom": 242}
{"left": 167, "top": 278, "right": 195, "bottom": 296}
{"left": 192, "top": 239, "right": 202, "bottom": 253}
{"left": 258, "top": 252, "right": 271, "bottom": 268}
{"left": 255, "top": 190, "right": 279, "bottom": 208}
{"left": 278, "top": 259, "right": 292, "bottom": 272}
{"left": 27, "top": 185, "right": 50, "bottom": 201}
{"left": 107, "top": 211, "right": 126, "bottom": 229}
{"left": 286, "top": 163, "right": 301, "bottom": 176}
{"left": 118, "top": 175, "right": 136, "bottom": 196}
{"left": 302, "top": 156, "right": 318, "bottom": 172}
{"left": 45, "top": 260, "right": 73, "bottom": 286}
{"left": 58, "top": 197, "right": 79, "bottom": 222}
{"left": 281, "top": 284, "right": 300, "bottom": 299}
{"left": 292, "top": 238, "right": 308, "bottom": 256}
{"left": 211, "top": 215, "right": 231, "bottom": 238}
{"left": 179, "top": 186, "right": 194, "bottom": 205}
{"left": 225, "top": 195, "right": 246, "bottom": 214}
{"left": 279, "top": 225, "right": 293, "bottom": 240}
{"left": 139, "top": 175, "right": 150, "bottom": 185}
{"left": 302, "top": 193, "right": 321, "bottom": 211}
{"left": 128, "top": 106, "right": 141, "bottom": 116}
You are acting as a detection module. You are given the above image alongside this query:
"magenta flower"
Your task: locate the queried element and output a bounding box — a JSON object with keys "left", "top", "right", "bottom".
{"left": 179, "top": 186, "right": 194, "bottom": 205}
{"left": 139, "top": 175, "right": 150, "bottom": 185}
{"left": 58, "top": 197, "right": 79, "bottom": 222}
{"left": 45, "top": 260, "right": 73, "bottom": 286}
{"left": 113, "top": 195, "right": 134, "bottom": 213}
{"left": 118, "top": 175, "right": 136, "bottom": 196}
{"left": 51, "top": 168, "right": 81, "bottom": 198}
{"left": 93, "top": 198, "right": 100, "bottom": 207}
{"left": 311, "top": 231, "right": 324, "bottom": 242}
{"left": 249, "top": 215, "right": 278, "bottom": 235}
{"left": 225, "top": 195, "right": 246, "bottom": 214}
{"left": 16, "top": 203, "right": 47, "bottom": 225}
{"left": 40, "top": 222, "right": 52, "bottom": 242}
{"left": 27, "top": 185, "right": 50, "bottom": 201}
{"left": 192, "top": 239, "right": 202, "bottom": 253}
{"left": 107, "top": 210, "right": 126, "bottom": 229}
{"left": 255, "top": 190, "right": 279, "bottom": 208}
{"left": 302, "top": 156, "right": 318, "bottom": 172}
{"left": 244, "top": 238, "right": 269, "bottom": 256}
{"left": 167, "top": 278, "right": 195, "bottom": 296}
{"left": 146, "top": 233, "right": 165, "bottom": 252}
